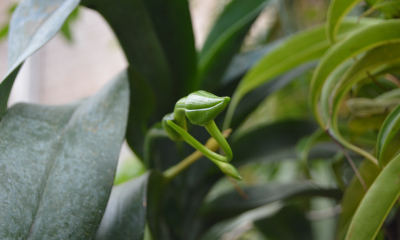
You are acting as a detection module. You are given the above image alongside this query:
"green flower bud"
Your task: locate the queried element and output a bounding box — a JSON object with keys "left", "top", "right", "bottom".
{"left": 162, "top": 113, "right": 182, "bottom": 141}
{"left": 185, "top": 91, "right": 230, "bottom": 126}
{"left": 213, "top": 160, "right": 242, "bottom": 180}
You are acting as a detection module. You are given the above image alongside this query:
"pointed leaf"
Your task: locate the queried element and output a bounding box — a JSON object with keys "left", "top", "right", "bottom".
{"left": 0, "top": 0, "right": 80, "bottom": 118}
{"left": 0, "top": 75, "right": 129, "bottom": 238}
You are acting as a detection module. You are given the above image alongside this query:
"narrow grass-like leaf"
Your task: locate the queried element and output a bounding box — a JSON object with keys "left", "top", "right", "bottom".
{"left": 199, "top": 0, "right": 271, "bottom": 91}
{"left": 0, "top": 0, "right": 80, "bottom": 118}
{"left": 377, "top": 103, "right": 400, "bottom": 164}
{"left": 224, "top": 18, "right": 379, "bottom": 129}
{"left": 0, "top": 74, "right": 129, "bottom": 238}
{"left": 326, "top": 0, "right": 363, "bottom": 43}
{"left": 325, "top": 43, "right": 400, "bottom": 166}
{"left": 345, "top": 153, "right": 400, "bottom": 240}
{"left": 310, "top": 20, "right": 400, "bottom": 128}
{"left": 337, "top": 160, "right": 381, "bottom": 240}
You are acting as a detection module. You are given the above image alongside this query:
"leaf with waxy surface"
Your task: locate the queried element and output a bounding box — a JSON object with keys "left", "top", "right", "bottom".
{"left": 345, "top": 153, "right": 400, "bottom": 240}
{"left": 0, "top": 0, "right": 80, "bottom": 119}
{"left": 0, "top": 74, "right": 129, "bottom": 239}
{"left": 199, "top": 0, "right": 271, "bottom": 91}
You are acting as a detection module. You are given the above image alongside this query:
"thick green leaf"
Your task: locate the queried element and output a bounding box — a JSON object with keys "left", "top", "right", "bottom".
{"left": 377, "top": 103, "right": 400, "bottom": 164}
{"left": 142, "top": 0, "right": 197, "bottom": 95}
{"left": 345, "top": 153, "right": 400, "bottom": 240}
{"left": 82, "top": 0, "right": 174, "bottom": 116}
{"left": 224, "top": 18, "right": 379, "bottom": 129}
{"left": 337, "top": 160, "right": 381, "bottom": 240}
{"left": 0, "top": 0, "right": 80, "bottom": 118}
{"left": 310, "top": 20, "right": 400, "bottom": 128}
{"left": 96, "top": 173, "right": 150, "bottom": 240}
{"left": 326, "top": 0, "right": 363, "bottom": 43}
{"left": 199, "top": 0, "right": 271, "bottom": 91}
{"left": 0, "top": 74, "right": 129, "bottom": 238}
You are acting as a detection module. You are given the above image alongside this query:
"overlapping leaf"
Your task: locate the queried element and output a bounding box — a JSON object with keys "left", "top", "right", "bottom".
{"left": 377, "top": 103, "right": 400, "bottom": 164}
{"left": 0, "top": 74, "right": 129, "bottom": 238}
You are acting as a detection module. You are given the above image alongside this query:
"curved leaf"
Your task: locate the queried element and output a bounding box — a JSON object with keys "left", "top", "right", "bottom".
{"left": 224, "top": 18, "right": 379, "bottom": 129}
{"left": 199, "top": 0, "right": 271, "bottom": 91}
{"left": 325, "top": 43, "right": 400, "bottom": 165}
{"left": 326, "top": 0, "right": 363, "bottom": 43}
{"left": 345, "top": 153, "right": 400, "bottom": 240}
{"left": 377, "top": 103, "right": 400, "bottom": 163}
{"left": 0, "top": 74, "right": 129, "bottom": 238}
{"left": 95, "top": 173, "right": 150, "bottom": 240}
{"left": 0, "top": 0, "right": 80, "bottom": 118}
{"left": 337, "top": 160, "right": 381, "bottom": 240}
{"left": 310, "top": 20, "right": 400, "bottom": 128}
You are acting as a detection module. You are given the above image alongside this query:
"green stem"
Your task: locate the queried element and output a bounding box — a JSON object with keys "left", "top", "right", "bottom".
{"left": 205, "top": 120, "right": 233, "bottom": 161}
{"left": 166, "top": 120, "right": 228, "bottom": 162}
{"left": 163, "top": 147, "right": 205, "bottom": 181}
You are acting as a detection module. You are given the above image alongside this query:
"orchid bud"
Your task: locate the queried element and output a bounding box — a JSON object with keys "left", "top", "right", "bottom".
{"left": 185, "top": 91, "right": 230, "bottom": 126}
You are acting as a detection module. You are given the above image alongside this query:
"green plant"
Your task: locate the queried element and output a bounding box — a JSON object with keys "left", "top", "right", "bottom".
{"left": 1, "top": 0, "right": 400, "bottom": 239}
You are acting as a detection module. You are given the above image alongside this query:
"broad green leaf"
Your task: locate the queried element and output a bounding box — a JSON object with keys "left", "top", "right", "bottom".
{"left": 224, "top": 18, "right": 379, "bottom": 129}
{"left": 82, "top": 0, "right": 174, "bottom": 118}
{"left": 0, "top": 0, "right": 80, "bottom": 118}
{"left": 326, "top": 0, "right": 363, "bottom": 43}
{"left": 310, "top": 20, "right": 400, "bottom": 128}
{"left": 200, "top": 182, "right": 342, "bottom": 225}
{"left": 377, "top": 103, "right": 400, "bottom": 164}
{"left": 95, "top": 173, "right": 150, "bottom": 240}
{"left": 142, "top": 0, "right": 197, "bottom": 95}
{"left": 0, "top": 75, "right": 129, "bottom": 238}
{"left": 337, "top": 160, "right": 381, "bottom": 240}
{"left": 345, "top": 153, "right": 400, "bottom": 240}
{"left": 199, "top": 0, "right": 271, "bottom": 91}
